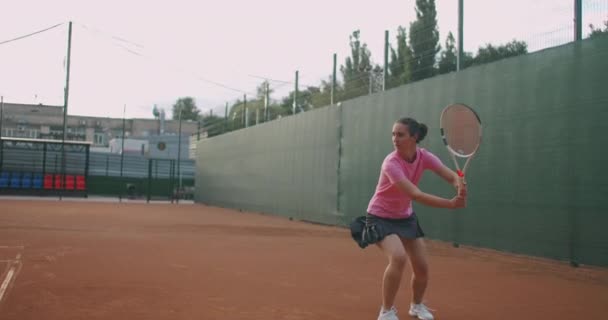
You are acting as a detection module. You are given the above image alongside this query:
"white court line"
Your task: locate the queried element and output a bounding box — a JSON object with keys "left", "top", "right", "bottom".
{"left": 0, "top": 250, "right": 23, "bottom": 304}
{"left": 0, "top": 265, "right": 16, "bottom": 303}
{"left": 0, "top": 246, "right": 24, "bottom": 249}
{"left": 0, "top": 254, "right": 22, "bottom": 263}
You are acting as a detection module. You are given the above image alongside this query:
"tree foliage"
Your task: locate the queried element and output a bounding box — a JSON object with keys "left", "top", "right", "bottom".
{"left": 172, "top": 97, "right": 200, "bottom": 121}
{"left": 340, "top": 30, "right": 375, "bottom": 100}
{"left": 388, "top": 26, "right": 413, "bottom": 88}
{"left": 589, "top": 20, "right": 608, "bottom": 38}
{"left": 409, "top": 0, "right": 440, "bottom": 81}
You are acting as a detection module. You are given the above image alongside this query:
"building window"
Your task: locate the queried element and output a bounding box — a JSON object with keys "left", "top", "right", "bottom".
{"left": 94, "top": 133, "right": 106, "bottom": 146}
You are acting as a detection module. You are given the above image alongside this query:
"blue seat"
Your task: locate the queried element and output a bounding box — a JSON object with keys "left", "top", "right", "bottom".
{"left": 21, "top": 173, "right": 32, "bottom": 188}
{"left": 9, "top": 172, "right": 21, "bottom": 188}
{"left": 32, "top": 173, "right": 43, "bottom": 189}
{"left": 0, "top": 172, "right": 8, "bottom": 188}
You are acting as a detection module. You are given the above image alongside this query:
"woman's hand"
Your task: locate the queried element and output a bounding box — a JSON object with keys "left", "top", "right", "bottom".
{"left": 457, "top": 180, "right": 467, "bottom": 198}
{"left": 451, "top": 180, "right": 467, "bottom": 209}
{"left": 450, "top": 195, "right": 466, "bottom": 209}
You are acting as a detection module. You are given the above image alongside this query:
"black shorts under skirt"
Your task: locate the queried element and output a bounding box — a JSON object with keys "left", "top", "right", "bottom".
{"left": 350, "top": 213, "right": 425, "bottom": 249}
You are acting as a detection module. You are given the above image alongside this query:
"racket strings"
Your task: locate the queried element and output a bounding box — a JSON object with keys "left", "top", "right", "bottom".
{"left": 441, "top": 105, "right": 481, "bottom": 156}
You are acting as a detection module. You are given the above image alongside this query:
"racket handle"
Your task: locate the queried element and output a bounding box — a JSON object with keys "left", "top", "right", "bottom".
{"left": 457, "top": 170, "right": 467, "bottom": 185}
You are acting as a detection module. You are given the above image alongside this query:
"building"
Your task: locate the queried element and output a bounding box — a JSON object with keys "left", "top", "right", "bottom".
{"left": 108, "top": 138, "right": 149, "bottom": 155}
{"left": 0, "top": 103, "right": 201, "bottom": 156}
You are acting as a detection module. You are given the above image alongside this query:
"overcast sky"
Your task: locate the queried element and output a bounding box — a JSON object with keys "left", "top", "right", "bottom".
{"left": 0, "top": 0, "right": 606, "bottom": 119}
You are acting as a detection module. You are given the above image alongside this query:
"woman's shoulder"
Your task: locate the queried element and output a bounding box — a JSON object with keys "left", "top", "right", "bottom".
{"left": 382, "top": 151, "right": 400, "bottom": 162}
{"left": 418, "top": 147, "right": 437, "bottom": 158}
{"left": 418, "top": 147, "right": 443, "bottom": 167}
{"left": 381, "top": 151, "right": 401, "bottom": 168}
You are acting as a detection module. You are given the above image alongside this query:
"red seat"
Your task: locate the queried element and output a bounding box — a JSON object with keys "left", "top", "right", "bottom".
{"left": 76, "top": 175, "right": 86, "bottom": 190}
{"left": 54, "top": 174, "right": 63, "bottom": 189}
{"left": 65, "top": 175, "right": 75, "bottom": 190}
{"left": 43, "top": 174, "right": 54, "bottom": 189}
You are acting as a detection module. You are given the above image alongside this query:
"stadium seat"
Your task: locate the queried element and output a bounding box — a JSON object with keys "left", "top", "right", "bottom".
{"left": 32, "top": 174, "right": 43, "bottom": 189}
{"left": 10, "top": 172, "right": 21, "bottom": 188}
{"left": 65, "top": 175, "right": 75, "bottom": 190}
{"left": 43, "top": 174, "right": 53, "bottom": 189}
{"left": 76, "top": 175, "right": 86, "bottom": 190}
{"left": 21, "top": 172, "right": 32, "bottom": 188}
{"left": 0, "top": 172, "right": 9, "bottom": 188}
{"left": 54, "top": 174, "right": 63, "bottom": 189}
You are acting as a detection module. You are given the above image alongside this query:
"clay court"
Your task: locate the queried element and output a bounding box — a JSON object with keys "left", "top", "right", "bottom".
{"left": 0, "top": 199, "right": 607, "bottom": 320}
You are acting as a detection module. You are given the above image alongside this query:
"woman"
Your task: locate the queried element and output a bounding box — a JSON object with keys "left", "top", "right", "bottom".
{"left": 350, "top": 117, "right": 466, "bottom": 320}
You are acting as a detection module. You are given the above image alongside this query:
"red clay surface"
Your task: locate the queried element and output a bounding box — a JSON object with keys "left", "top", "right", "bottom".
{"left": 0, "top": 199, "right": 607, "bottom": 320}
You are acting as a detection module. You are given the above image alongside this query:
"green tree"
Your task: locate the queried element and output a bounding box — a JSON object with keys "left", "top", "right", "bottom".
{"left": 388, "top": 26, "right": 413, "bottom": 88}
{"left": 152, "top": 105, "right": 160, "bottom": 119}
{"left": 409, "top": 0, "right": 440, "bottom": 81}
{"left": 228, "top": 99, "right": 251, "bottom": 129}
{"left": 228, "top": 94, "right": 272, "bottom": 129}
{"left": 340, "top": 30, "right": 374, "bottom": 101}
{"left": 438, "top": 32, "right": 457, "bottom": 74}
{"left": 172, "top": 97, "right": 200, "bottom": 121}
{"left": 311, "top": 76, "right": 335, "bottom": 107}
{"left": 279, "top": 86, "right": 330, "bottom": 113}
{"left": 471, "top": 40, "right": 527, "bottom": 66}
{"left": 256, "top": 80, "right": 274, "bottom": 102}
{"left": 267, "top": 104, "right": 290, "bottom": 120}
{"left": 200, "top": 114, "right": 224, "bottom": 137}
{"left": 589, "top": 20, "right": 608, "bottom": 38}
{"left": 255, "top": 81, "right": 276, "bottom": 122}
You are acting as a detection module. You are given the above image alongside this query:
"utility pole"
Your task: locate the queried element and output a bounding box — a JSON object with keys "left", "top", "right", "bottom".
{"left": 0, "top": 96, "right": 4, "bottom": 139}
{"left": 264, "top": 81, "right": 269, "bottom": 121}
{"left": 574, "top": 0, "right": 582, "bottom": 41}
{"left": 457, "top": 0, "right": 464, "bottom": 71}
{"left": 60, "top": 21, "right": 73, "bottom": 201}
{"left": 383, "top": 30, "right": 389, "bottom": 91}
{"left": 120, "top": 104, "right": 126, "bottom": 177}
{"left": 177, "top": 105, "right": 183, "bottom": 196}
{"left": 331, "top": 53, "right": 336, "bottom": 105}
{"left": 293, "top": 70, "right": 299, "bottom": 114}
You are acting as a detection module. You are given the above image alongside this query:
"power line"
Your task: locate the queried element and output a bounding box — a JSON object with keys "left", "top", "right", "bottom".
{"left": 75, "top": 21, "right": 255, "bottom": 96}
{"left": 195, "top": 75, "right": 255, "bottom": 96}
{"left": 248, "top": 74, "right": 292, "bottom": 84}
{"left": 77, "top": 22, "right": 144, "bottom": 49}
{"left": 74, "top": 23, "right": 326, "bottom": 97}
{"left": 0, "top": 22, "right": 65, "bottom": 47}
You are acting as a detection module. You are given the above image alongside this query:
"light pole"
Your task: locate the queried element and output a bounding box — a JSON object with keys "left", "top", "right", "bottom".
{"left": 176, "top": 105, "right": 183, "bottom": 199}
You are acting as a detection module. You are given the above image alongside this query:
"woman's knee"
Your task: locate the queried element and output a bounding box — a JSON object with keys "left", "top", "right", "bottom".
{"left": 403, "top": 238, "right": 429, "bottom": 280}
{"left": 412, "top": 263, "right": 429, "bottom": 281}
{"left": 389, "top": 251, "right": 408, "bottom": 268}
{"left": 379, "top": 235, "right": 408, "bottom": 268}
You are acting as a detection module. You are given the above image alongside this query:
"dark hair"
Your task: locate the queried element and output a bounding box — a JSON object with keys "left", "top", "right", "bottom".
{"left": 396, "top": 117, "right": 428, "bottom": 143}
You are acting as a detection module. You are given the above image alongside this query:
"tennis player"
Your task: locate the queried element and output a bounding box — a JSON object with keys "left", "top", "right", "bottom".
{"left": 350, "top": 117, "right": 466, "bottom": 320}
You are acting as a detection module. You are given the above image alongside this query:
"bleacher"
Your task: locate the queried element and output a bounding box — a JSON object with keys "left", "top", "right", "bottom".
{"left": 0, "top": 171, "right": 86, "bottom": 191}
{"left": 0, "top": 137, "right": 90, "bottom": 197}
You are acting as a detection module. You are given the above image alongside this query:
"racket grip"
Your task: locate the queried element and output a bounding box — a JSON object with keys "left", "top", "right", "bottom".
{"left": 457, "top": 170, "right": 467, "bottom": 186}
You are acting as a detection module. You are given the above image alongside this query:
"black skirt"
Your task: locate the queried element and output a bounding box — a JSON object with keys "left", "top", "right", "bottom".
{"left": 350, "top": 213, "right": 425, "bottom": 249}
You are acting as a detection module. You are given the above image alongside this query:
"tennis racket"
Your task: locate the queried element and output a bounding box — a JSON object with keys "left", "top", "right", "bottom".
{"left": 439, "top": 103, "right": 482, "bottom": 184}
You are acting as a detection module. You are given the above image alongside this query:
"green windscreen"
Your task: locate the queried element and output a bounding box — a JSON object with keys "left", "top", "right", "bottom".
{"left": 195, "top": 36, "right": 608, "bottom": 266}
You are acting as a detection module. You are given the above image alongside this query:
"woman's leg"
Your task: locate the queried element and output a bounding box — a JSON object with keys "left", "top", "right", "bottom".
{"left": 401, "top": 238, "right": 429, "bottom": 304}
{"left": 377, "top": 234, "right": 408, "bottom": 310}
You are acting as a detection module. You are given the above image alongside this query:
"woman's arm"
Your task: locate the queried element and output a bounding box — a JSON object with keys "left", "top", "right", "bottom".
{"left": 432, "top": 163, "right": 460, "bottom": 189}
{"left": 393, "top": 177, "right": 465, "bottom": 209}
{"left": 432, "top": 163, "right": 467, "bottom": 198}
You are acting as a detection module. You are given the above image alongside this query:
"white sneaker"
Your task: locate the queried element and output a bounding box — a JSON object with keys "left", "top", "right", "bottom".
{"left": 408, "top": 303, "right": 434, "bottom": 320}
{"left": 378, "top": 306, "right": 399, "bottom": 320}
